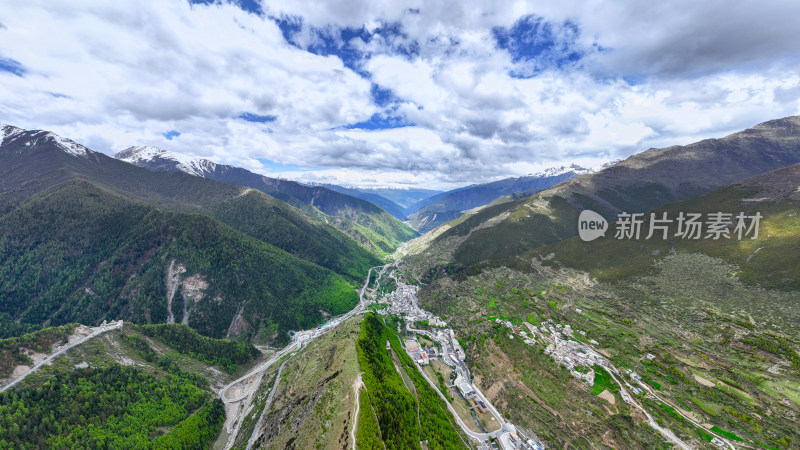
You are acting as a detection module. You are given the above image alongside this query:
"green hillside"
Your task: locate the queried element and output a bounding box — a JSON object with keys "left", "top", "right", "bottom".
{"left": 0, "top": 129, "right": 380, "bottom": 282}
{"left": 0, "top": 179, "right": 356, "bottom": 343}
{"left": 0, "top": 364, "right": 224, "bottom": 448}
{"left": 530, "top": 162, "right": 800, "bottom": 291}
{"left": 113, "top": 144, "right": 419, "bottom": 257}
{"left": 520, "top": 163, "right": 800, "bottom": 334}
{"left": 211, "top": 190, "right": 380, "bottom": 282}
{"left": 202, "top": 173, "right": 420, "bottom": 259}
{"left": 356, "top": 313, "right": 469, "bottom": 450}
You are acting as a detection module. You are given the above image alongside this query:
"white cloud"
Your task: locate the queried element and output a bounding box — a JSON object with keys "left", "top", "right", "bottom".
{"left": 0, "top": 0, "right": 374, "bottom": 149}
{"left": 1, "top": 0, "right": 799, "bottom": 188}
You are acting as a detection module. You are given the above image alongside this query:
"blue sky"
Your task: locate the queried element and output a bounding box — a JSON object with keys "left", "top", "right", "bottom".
{"left": 1, "top": 0, "right": 800, "bottom": 189}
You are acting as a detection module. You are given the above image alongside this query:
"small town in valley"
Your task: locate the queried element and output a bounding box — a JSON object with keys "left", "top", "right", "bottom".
{"left": 376, "top": 279, "right": 545, "bottom": 450}
{"left": 371, "top": 267, "right": 739, "bottom": 450}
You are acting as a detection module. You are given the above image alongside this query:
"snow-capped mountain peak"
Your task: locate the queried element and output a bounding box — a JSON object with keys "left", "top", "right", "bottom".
{"left": 115, "top": 146, "right": 217, "bottom": 177}
{"left": 0, "top": 125, "right": 24, "bottom": 146}
{"left": 528, "top": 163, "right": 594, "bottom": 178}
{"left": 1, "top": 124, "right": 92, "bottom": 157}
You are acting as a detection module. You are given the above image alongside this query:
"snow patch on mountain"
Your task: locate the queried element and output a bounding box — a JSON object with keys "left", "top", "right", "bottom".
{"left": 116, "top": 146, "right": 217, "bottom": 177}
{"left": 49, "top": 133, "right": 89, "bottom": 156}
{"left": 600, "top": 159, "right": 623, "bottom": 170}
{"left": 528, "top": 164, "right": 594, "bottom": 178}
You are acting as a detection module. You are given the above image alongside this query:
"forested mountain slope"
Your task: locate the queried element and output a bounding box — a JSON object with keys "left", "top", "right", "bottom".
{"left": 0, "top": 125, "right": 380, "bottom": 342}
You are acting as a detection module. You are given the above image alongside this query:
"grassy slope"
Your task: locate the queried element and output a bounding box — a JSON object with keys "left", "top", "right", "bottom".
{"left": 523, "top": 163, "right": 800, "bottom": 333}
{"left": 237, "top": 316, "right": 362, "bottom": 449}
{"left": 331, "top": 213, "right": 418, "bottom": 258}
{"left": 531, "top": 163, "right": 800, "bottom": 290}
{"left": 416, "top": 260, "right": 800, "bottom": 448}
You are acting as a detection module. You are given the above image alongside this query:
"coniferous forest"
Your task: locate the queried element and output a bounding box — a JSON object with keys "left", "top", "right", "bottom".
{"left": 356, "top": 313, "right": 469, "bottom": 450}
{"left": 136, "top": 323, "right": 260, "bottom": 373}
{"left": 0, "top": 364, "right": 224, "bottom": 448}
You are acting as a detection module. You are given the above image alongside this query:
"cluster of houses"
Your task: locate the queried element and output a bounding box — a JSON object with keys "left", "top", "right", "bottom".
{"left": 378, "top": 283, "right": 447, "bottom": 329}
{"left": 433, "top": 329, "right": 466, "bottom": 362}
{"left": 495, "top": 318, "right": 537, "bottom": 346}
{"left": 527, "top": 320, "right": 607, "bottom": 388}
{"left": 449, "top": 329, "right": 467, "bottom": 361}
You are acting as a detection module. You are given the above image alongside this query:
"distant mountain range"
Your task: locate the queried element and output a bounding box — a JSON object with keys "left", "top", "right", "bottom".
{"left": 347, "top": 186, "right": 444, "bottom": 209}
{"left": 309, "top": 184, "right": 443, "bottom": 215}
{"left": 115, "top": 146, "right": 417, "bottom": 256}
{"left": 403, "top": 164, "right": 595, "bottom": 233}
{"left": 115, "top": 144, "right": 616, "bottom": 237}
{"left": 311, "top": 183, "right": 409, "bottom": 219}
{"left": 114, "top": 146, "right": 601, "bottom": 235}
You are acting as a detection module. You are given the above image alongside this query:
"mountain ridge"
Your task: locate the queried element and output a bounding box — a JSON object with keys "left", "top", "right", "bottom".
{"left": 114, "top": 145, "right": 418, "bottom": 257}
{"left": 403, "top": 114, "right": 800, "bottom": 271}
{"left": 404, "top": 164, "right": 595, "bottom": 233}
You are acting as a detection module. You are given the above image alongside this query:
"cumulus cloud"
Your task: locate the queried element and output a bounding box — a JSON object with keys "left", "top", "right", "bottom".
{"left": 1, "top": 0, "right": 799, "bottom": 189}
{"left": 0, "top": 1, "right": 374, "bottom": 148}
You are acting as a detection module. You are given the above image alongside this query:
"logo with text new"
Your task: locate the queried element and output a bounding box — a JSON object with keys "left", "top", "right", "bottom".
{"left": 578, "top": 210, "right": 608, "bottom": 242}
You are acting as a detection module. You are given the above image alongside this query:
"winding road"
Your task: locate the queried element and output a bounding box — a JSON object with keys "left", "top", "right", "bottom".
{"left": 0, "top": 320, "right": 124, "bottom": 393}
{"left": 405, "top": 315, "right": 514, "bottom": 446}
{"left": 633, "top": 376, "right": 736, "bottom": 450}
{"left": 245, "top": 358, "right": 291, "bottom": 450}
{"left": 221, "top": 263, "right": 392, "bottom": 449}
{"left": 605, "top": 369, "right": 692, "bottom": 450}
